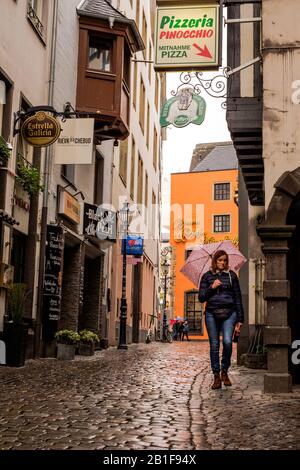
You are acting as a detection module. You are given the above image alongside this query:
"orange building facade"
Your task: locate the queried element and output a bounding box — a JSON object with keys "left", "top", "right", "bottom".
{"left": 170, "top": 148, "right": 239, "bottom": 339}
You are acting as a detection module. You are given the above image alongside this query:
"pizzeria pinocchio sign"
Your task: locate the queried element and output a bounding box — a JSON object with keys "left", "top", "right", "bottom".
{"left": 21, "top": 111, "right": 61, "bottom": 147}
{"left": 155, "top": 3, "right": 221, "bottom": 71}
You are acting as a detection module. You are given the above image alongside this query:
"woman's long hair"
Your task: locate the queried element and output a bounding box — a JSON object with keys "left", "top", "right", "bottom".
{"left": 211, "top": 250, "right": 229, "bottom": 273}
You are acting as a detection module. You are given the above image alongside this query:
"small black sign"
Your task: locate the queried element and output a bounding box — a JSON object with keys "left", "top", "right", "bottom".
{"left": 43, "top": 225, "right": 64, "bottom": 321}
{"left": 83, "top": 203, "right": 116, "bottom": 241}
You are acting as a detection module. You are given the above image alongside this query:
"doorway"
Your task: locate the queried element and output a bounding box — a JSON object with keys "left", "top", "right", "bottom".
{"left": 287, "top": 199, "right": 300, "bottom": 384}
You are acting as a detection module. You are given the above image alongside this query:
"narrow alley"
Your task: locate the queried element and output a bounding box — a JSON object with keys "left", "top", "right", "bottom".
{"left": 0, "top": 342, "right": 299, "bottom": 451}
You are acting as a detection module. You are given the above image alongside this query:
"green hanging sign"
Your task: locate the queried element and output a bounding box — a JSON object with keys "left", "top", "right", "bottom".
{"left": 160, "top": 88, "right": 206, "bottom": 128}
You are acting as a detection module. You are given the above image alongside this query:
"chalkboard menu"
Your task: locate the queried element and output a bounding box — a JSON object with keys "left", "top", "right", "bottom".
{"left": 43, "top": 225, "right": 64, "bottom": 321}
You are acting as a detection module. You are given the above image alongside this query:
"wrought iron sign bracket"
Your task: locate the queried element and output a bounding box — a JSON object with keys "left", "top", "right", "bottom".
{"left": 172, "top": 55, "right": 262, "bottom": 109}
{"left": 13, "top": 102, "right": 99, "bottom": 137}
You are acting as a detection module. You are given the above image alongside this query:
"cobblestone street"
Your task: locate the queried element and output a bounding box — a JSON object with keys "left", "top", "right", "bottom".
{"left": 0, "top": 341, "right": 300, "bottom": 450}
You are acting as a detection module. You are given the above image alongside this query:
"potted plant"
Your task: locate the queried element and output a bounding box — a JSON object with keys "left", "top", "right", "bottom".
{"left": 16, "top": 153, "right": 44, "bottom": 199}
{"left": 55, "top": 329, "right": 80, "bottom": 360}
{"left": 0, "top": 136, "right": 11, "bottom": 167}
{"left": 4, "top": 283, "right": 30, "bottom": 367}
{"left": 78, "top": 330, "right": 100, "bottom": 356}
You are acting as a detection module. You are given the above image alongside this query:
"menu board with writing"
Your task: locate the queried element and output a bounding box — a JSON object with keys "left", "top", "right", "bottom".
{"left": 43, "top": 225, "right": 64, "bottom": 321}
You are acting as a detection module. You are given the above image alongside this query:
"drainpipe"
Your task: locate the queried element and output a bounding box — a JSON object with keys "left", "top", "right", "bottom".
{"left": 34, "top": 0, "right": 59, "bottom": 357}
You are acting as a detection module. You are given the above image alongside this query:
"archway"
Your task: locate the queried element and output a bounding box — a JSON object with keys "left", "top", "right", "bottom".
{"left": 257, "top": 167, "right": 300, "bottom": 392}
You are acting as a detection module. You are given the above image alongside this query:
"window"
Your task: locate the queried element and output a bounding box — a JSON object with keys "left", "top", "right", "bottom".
{"left": 132, "top": 63, "right": 138, "bottom": 109}
{"left": 142, "top": 12, "right": 147, "bottom": 58}
{"left": 61, "top": 165, "right": 75, "bottom": 184}
{"left": 88, "top": 37, "right": 112, "bottom": 72}
{"left": 185, "top": 291, "right": 203, "bottom": 334}
{"left": 137, "top": 154, "right": 143, "bottom": 205}
{"left": 152, "top": 191, "right": 156, "bottom": 238}
{"left": 153, "top": 127, "right": 158, "bottom": 170}
{"left": 214, "top": 183, "right": 230, "bottom": 200}
{"left": 123, "top": 45, "right": 131, "bottom": 90}
{"left": 119, "top": 139, "right": 128, "bottom": 186}
{"left": 145, "top": 171, "right": 148, "bottom": 208}
{"left": 146, "top": 102, "right": 150, "bottom": 148}
{"left": 130, "top": 137, "right": 136, "bottom": 199}
{"left": 0, "top": 74, "right": 12, "bottom": 140}
{"left": 148, "top": 42, "right": 152, "bottom": 83}
{"left": 139, "top": 79, "right": 146, "bottom": 132}
{"left": 27, "top": 0, "right": 44, "bottom": 37}
{"left": 214, "top": 215, "right": 230, "bottom": 233}
{"left": 94, "top": 152, "right": 104, "bottom": 206}
{"left": 155, "top": 74, "right": 160, "bottom": 111}
{"left": 136, "top": 0, "right": 140, "bottom": 26}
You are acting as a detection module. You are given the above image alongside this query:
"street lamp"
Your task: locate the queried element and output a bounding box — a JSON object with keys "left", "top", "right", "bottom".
{"left": 118, "top": 201, "right": 133, "bottom": 350}
{"left": 161, "top": 259, "right": 170, "bottom": 342}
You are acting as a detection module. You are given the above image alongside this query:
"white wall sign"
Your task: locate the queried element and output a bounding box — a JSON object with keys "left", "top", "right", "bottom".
{"left": 155, "top": 4, "right": 221, "bottom": 71}
{"left": 54, "top": 118, "right": 94, "bottom": 164}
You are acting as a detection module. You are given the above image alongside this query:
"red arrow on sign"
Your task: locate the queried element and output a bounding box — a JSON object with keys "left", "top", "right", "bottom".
{"left": 193, "top": 43, "right": 212, "bottom": 59}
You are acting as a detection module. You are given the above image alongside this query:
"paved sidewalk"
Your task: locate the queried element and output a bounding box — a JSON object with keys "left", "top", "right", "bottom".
{"left": 0, "top": 341, "right": 299, "bottom": 450}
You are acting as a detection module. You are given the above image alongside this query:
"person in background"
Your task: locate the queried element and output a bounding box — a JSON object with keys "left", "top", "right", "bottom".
{"left": 199, "top": 250, "right": 244, "bottom": 390}
{"left": 181, "top": 320, "right": 190, "bottom": 341}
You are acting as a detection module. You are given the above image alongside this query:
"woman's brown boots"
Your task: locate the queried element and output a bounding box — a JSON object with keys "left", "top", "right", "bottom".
{"left": 221, "top": 370, "right": 232, "bottom": 386}
{"left": 211, "top": 371, "right": 232, "bottom": 389}
{"left": 211, "top": 373, "right": 222, "bottom": 389}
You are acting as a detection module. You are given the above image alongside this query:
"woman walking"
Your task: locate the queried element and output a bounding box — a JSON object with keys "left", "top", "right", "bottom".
{"left": 199, "top": 250, "right": 244, "bottom": 389}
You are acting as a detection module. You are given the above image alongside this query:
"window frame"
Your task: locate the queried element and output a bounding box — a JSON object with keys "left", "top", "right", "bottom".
{"left": 213, "top": 214, "right": 231, "bottom": 233}
{"left": 213, "top": 182, "right": 231, "bottom": 201}
{"left": 87, "top": 35, "right": 114, "bottom": 74}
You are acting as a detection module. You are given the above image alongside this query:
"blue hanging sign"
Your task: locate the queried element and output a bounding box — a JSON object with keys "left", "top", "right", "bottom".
{"left": 122, "top": 236, "right": 144, "bottom": 256}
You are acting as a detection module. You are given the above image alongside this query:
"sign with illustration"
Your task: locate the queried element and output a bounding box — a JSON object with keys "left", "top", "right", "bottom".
{"left": 43, "top": 225, "right": 64, "bottom": 321}
{"left": 160, "top": 87, "right": 206, "bottom": 128}
{"left": 122, "top": 236, "right": 144, "bottom": 256}
{"left": 21, "top": 111, "right": 61, "bottom": 147}
{"left": 155, "top": 4, "right": 221, "bottom": 71}
{"left": 82, "top": 203, "right": 117, "bottom": 242}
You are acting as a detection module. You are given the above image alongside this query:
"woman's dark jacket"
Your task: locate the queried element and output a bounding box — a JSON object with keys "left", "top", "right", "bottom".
{"left": 199, "top": 270, "right": 244, "bottom": 323}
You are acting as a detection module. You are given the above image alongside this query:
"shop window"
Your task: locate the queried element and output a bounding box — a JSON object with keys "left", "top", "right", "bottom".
{"left": 88, "top": 37, "right": 113, "bottom": 73}
{"left": 214, "top": 215, "right": 230, "bottom": 233}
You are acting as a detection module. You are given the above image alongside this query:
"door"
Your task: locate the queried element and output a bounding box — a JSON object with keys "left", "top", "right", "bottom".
{"left": 184, "top": 290, "right": 203, "bottom": 335}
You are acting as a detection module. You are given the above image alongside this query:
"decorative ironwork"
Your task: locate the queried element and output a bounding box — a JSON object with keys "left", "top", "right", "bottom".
{"left": 171, "top": 69, "right": 231, "bottom": 109}
{"left": 27, "top": 2, "right": 44, "bottom": 38}
{"left": 13, "top": 103, "right": 98, "bottom": 137}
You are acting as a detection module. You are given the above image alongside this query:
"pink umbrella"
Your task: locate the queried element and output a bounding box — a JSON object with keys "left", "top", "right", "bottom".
{"left": 180, "top": 240, "right": 247, "bottom": 288}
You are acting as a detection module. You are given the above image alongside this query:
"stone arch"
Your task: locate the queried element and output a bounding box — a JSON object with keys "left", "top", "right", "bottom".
{"left": 257, "top": 167, "right": 300, "bottom": 393}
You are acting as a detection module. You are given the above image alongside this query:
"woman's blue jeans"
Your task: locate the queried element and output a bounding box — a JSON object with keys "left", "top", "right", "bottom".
{"left": 205, "top": 311, "right": 237, "bottom": 374}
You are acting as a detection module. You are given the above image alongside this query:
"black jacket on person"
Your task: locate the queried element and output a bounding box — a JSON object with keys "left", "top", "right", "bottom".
{"left": 199, "top": 270, "right": 244, "bottom": 323}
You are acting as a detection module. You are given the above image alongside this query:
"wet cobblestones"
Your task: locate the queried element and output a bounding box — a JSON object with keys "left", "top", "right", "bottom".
{"left": 0, "top": 341, "right": 300, "bottom": 450}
